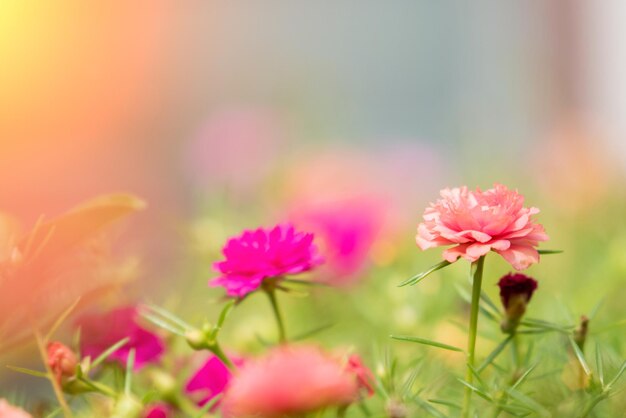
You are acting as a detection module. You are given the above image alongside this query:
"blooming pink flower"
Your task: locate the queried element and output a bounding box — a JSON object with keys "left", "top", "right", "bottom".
{"left": 289, "top": 197, "right": 385, "bottom": 285}
{"left": 221, "top": 346, "right": 359, "bottom": 417}
{"left": 210, "top": 224, "right": 323, "bottom": 298}
{"left": 0, "top": 399, "right": 31, "bottom": 418}
{"left": 185, "top": 355, "right": 242, "bottom": 408}
{"left": 77, "top": 306, "right": 164, "bottom": 369}
{"left": 416, "top": 184, "right": 549, "bottom": 270}
{"left": 143, "top": 403, "right": 172, "bottom": 418}
{"left": 47, "top": 342, "right": 78, "bottom": 384}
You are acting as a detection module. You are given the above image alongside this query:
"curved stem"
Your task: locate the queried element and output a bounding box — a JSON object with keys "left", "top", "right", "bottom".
{"left": 461, "top": 256, "right": 485, "bottom": 418}
{"left": 265, "top": 287, "right": 287, "bottom": 344}
{"left": 211, "top": 341, "right": 235, "bottom": 370}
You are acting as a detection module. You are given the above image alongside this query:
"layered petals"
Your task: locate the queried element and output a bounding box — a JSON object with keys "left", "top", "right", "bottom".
{"left": 416, "top": 184, "right": 548, "bottom": 269}
{"left": 210, "top": 224, "right": 323, "bottom": 297}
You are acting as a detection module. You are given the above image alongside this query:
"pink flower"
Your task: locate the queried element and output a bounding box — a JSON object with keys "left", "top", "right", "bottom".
{"left": 77, "top": 306, "right": 164, "bottom": 369}
{"left": 185, "top": 355, "right": 242, "bottom": 408}
{"left": 221, "top": 346, "right": 359, "bottom": 417}
{"left": 416, "top": 184, "right": 549, "bottom": 270}
{"left": 346, "top": 354, "right": 375, "bottom": 397}
{"left": 0, "top": 399, "right": 31, "bottom": 418}
{"left": 210, "top": 224, "right": 323, "bottom": 298}
{"left": 143, "top": 403, "right": 172, "bottom": 418}
{"left": 47, "top": 342, "right": 78, "bottom": 384}
{"left": 290, "top": 197, "right": 385, "bottom": 285}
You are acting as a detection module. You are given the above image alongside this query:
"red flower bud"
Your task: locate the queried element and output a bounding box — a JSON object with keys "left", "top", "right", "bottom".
{"left": 497, "top": 273, "right": 538, "bottom": 333}
{"left": 47, "top": 342, "right": 78, "bottom": 384}
{"left": 346, "top": 354, "right": 375, "bottom": 397}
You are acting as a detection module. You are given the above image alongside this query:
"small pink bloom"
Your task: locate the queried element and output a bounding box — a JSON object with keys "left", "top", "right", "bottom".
{"left": 346, "top": 354, "right": 375, "bottom": 397}
{"left": 77, "top": 306, "right": 164, "bottom": 369}
{"left": 210, "top": 224, "right": 323, "bottom": 298}
{"left": 290, "top": 197, "right": 385, "bottom": 285}
{"left": 221, "top": 346, "right": 359, "bottom": 417}
{"left": 0, "top": 399, "right": 31, "bottom": 418}
{"left": 143, "top": 403, "right": 172, "bottom": 418}
{"left": 416, "top": 184, "right": 549, "bottom": 270}
{"left": 47, "top": 341, "right": 78, "bottom": 384}
{"left": 185, "top": 355, "right": 242, "bottom": 408}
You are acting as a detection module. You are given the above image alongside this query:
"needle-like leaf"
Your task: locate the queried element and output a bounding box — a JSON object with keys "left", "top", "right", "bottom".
{"left": 399, "top": 260, "right": 452, "bottom": 287}
{"left": 391, "top": 335, "right": 464, "bottom": 352}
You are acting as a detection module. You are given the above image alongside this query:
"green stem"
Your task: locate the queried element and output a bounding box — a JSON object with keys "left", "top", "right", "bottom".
{"left": 211, "top": 341, "right": 235, "bottom": 370}
{"left": 461, "top": 256, "right": 485, "bottom": 418}
{"left": 265, "top": 287, "right": 287, "bottom": 343}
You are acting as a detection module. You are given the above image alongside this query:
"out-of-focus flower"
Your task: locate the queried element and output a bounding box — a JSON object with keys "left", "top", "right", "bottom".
{"left": 184, "top": 107, "right": 284, "bottom": 197}
{"left": 497, "top": 273, "right": 538, "bottom": 333}
{"left": 0, "top": 194, "right": 144, "bottom": 354}
{"left": 290, "top": 197, "right": 385, "bottom": 285}
{"left": 210, "top": 224, "right": 323, "bottom": 298}
{"left": 416, "top": 184, "right": 549, "bottom": 270}
{"left": 0, "top": 399, "right": 31, "bottom": 418}
{"left": 185, "top": 354, "right": 242, "bottom": 408}
{"left": 47, "top": 342, "right": 78, "bottom": 384}
{"left": 77, "top": 306, "right": 164, "bottom": 369}
{"left": 221, "top": 346, "right": 359, "bottom": 417}
{"left": 345, "top": 354, "right": 375, "bottom": 397}
{"left": 143, "top": 403, "right": 172, "bottom": 418}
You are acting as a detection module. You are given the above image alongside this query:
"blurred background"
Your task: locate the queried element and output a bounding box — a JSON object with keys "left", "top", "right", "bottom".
{"left": 1, "top": 0, "right": 626, "bottom": 403}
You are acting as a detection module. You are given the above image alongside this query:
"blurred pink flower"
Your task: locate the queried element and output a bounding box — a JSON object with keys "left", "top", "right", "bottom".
{"left": 416, "top": 184, "right": 548, "bottom": 270}
{"left": 77, "top": 306, "right": 164, "bottom": 369}
{"left": 346, "top": 354, "right": 375, "bottom": 397}
{"left": 143, "top": 403, "right": 172, "bottom": 418}
{"left": 221, "top": 346, "right": 359, "bottom": 418}
{"left": 184, "top": 107, "right": 284, "bottom": 196}
{"left": 185, "top": 354, "right": 242, "bottom": 408}
{"left": 290, "top": 197, "right": 385, "bottom": 285}
{"left": 210, "top": 224, "right": 323, "bottom": 298}
{"left": 0, "top": 399, "right": 31, "bottom": 418}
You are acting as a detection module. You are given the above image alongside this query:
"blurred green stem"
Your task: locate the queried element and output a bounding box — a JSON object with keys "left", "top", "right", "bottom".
{"left": 461, "top": 256, "right": 485, "bottom": 418}
{"left": 265, "top": 286, "right": 287, "bottom": 343}
{"left": 211, "top": 341, "right": 235, "bottom": 370}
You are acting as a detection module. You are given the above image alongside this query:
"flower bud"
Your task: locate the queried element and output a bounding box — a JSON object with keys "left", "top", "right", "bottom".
{"left": 47, "top": 342, "right": 78, "bottom": 385}
{"left": 497, "top": 273, "right": 538, "bottom": 333}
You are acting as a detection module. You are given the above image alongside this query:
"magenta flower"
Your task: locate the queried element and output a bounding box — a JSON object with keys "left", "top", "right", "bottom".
{"left": 185, "top": 355, "right": 243, "bottom": 408}
{"left": 221, "top": 346, "right": 359, "bottom": 418}
{"left": 210, "top": 224, "right": 323, "bottom": 297}
{"left": 77, "top": 306, "right": 164, "bottom": 369}
{"left": 143, "top": 403, "right": 172, "bottom": 418}
{"left": 290, "top": 197, "right": 385, "bottom": 285}
{"left": 416, "top": 184, "right": 549, "bottom": 270}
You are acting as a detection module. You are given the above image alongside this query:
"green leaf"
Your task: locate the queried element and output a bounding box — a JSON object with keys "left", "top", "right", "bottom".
{"left": 282, "top": 278, "right": 330, "bottom": 287}
{"left": 292, "top": 323, "right": 335, "bottom": 341}
{"left": 605, "top": 360, "right": 626, "bottom": 390}
{"left": 90, "top": 337, "right": 130, "bottom": 369}
{"left": 511, "top": 363, "right": 538, "bottom": 391}
{"left": 568, "top": 336, "right": 591, "bottom": 377}
{"left": 45, "top": 296, "right": 82, "bottom": 342}
{"left": 142, "top": 304, "right": 191, "bottom": 331}
{"left": 456, "top": 378, "right": 493, "bottom": 402}
{"left": 537, "top": 249, "right": 563, "bottom": 255}
{"left": 428, "top": 399, "right": 461, "bottom": 410}
{"left": 505, "top": 388, "right": 550, "bottom": 418}
{"left": 391, "top": 335, "right": 464, "bottom": 352}
{"left": 478, "top": 336, "right": 513, "bottom": 372}
{"left": 414, "top": 396, "right": 447, "bottom": 418}
{"left": 124, "top": 348, "right": 135, "bottom": 395}
{"left": 399, "top": 260, "right": 452, "bottom": 287}
{"left": 193, "top": 395, "right": 221, "bottom": 418}
{"left": 595, "top": 343, "right": 605, "bottom": 388}
{"left": 139, "top": 312, "right": 186, "bottom": 336}
{"left": 6, "top": 365, "right": 48, "bottom": 378}
{"left": 45, "top": 407, "right": 63, "bottom": 418}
